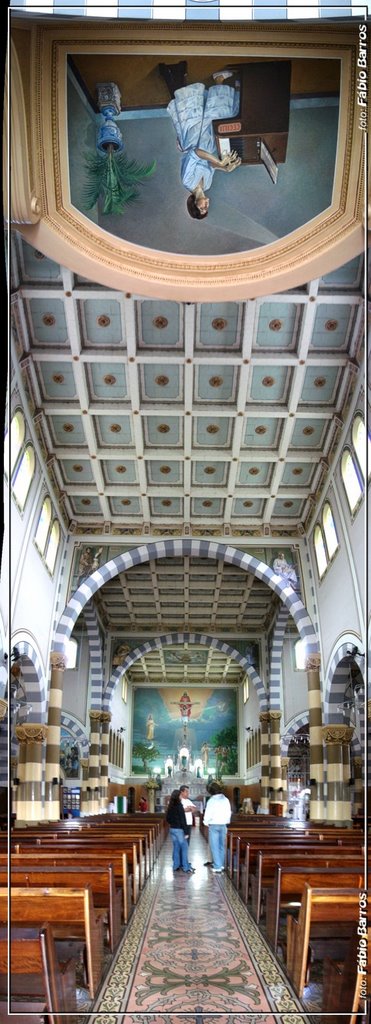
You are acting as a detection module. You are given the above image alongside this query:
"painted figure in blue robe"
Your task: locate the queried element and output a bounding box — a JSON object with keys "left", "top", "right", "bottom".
{"left": 167, "top": 72, "right": 242, "bottom": 219}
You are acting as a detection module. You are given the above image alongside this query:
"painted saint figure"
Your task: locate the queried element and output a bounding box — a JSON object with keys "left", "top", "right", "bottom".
{"left": 272, "top": 551, "right": 298, "bottom": 588}
{"left": 146, "top": 714, "right": 155, "bottom": 741}
{"left": 166, "top": 70, "right": 242, "bottom": 219}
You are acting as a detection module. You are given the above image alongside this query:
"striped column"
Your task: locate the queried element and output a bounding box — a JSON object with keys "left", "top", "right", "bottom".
{"left": 341, "top": 726, "right": 354, "bottom": 825}
{"left": 100, "top": 711, "right": 111, "bottom": 811}
{"left": 10, "top": 756, "right": 18, "bottom": 818}
{"left": 281, "top": 756, "right": 289, "bottom": 816}
{"left": 80, "top": 757, "right": 89, "bottom": 815}
{"left": 353, "top": 756, "right": 363, "bottom": 816}
{"left": 87, "top": 710, "right": 102, "bottom": 814}
{"left": 268, "top": 710, "right": 282, "bottom": 808}
{"left": 14, "top": 726, "right": 28, "bottom": 820}
{"left": 322, "top": 725, "right": 349, "bottom": 825}
{"left": 305, "top": 653, "right": 324, "bottom": 821}
{"left": 45, "top": 652, "right": 67, "bottom": 821}
{"left": 15, "top": 724, "right": 47, "bottom": 822}
{"left": 259, "top": 712, "right": 270, "bottom": 813}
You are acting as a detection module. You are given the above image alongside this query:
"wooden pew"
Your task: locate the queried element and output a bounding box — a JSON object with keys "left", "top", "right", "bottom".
{"left": 265, "top": 862, "right": 364, "bottom": 951}
{"left": 12, "top": 837, "right": 140, "bottom": 906}
{"left": 6, "top": 863, "right": 122, "bottom": 953}
{"left": 4, "top": 850, "right": 132, "bottom": 926}
{"left": 286, "top": 885, "right": 360, "bottom": 997}
{"left": 322, "top": 925, "right": 370, "bottom": 1023}
{"left": 0, "top": 922, "right": 77, "bottom": 1022}
{"left": 251, "top": 850, "right": 364, "bottom": 923}
{"left": 228, "top": 827, "right": 363, "bottom": 891}
{"left": 0, "top": 886, "right": 104, "bottom": 1000}
{"left": 236, "top": 837, "right": 363, "bottom": 904}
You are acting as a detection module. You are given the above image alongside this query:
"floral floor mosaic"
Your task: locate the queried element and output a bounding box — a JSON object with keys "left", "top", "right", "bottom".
{"left": 87, "top": 828, "right": 312, "bottom": 1024}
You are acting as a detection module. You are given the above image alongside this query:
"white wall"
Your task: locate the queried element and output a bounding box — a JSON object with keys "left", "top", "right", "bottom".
{"left": 282, "top": 639, "right": 307, "bottom": 727}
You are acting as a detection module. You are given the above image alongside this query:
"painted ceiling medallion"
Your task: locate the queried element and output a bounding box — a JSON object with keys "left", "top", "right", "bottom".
{"left": 255, "top": 425, "right": 267, "bottom": 434}
{"left": 33, "top": 250, "right": 45, "bottom": 260}
{"left": 42, "top": 314, "right": 56, "bottom": 326}
{"left": 153, "top": 316, "right": 168, "bottom": 329}
{"left": 81, "top": 498, "right": 91, "bottom": 506}
{"left": 97, "top": 315, "right": 111, "bottom": 327}
{"left": 202, "top": 500, "right": 212, "bottom": 507}
{"left": 325, "top": 319, "right": 338, "bottom": 331}
{"left": 110, "top": 423, "right": 122, "bottom": 433}
{"left": 292, "top": 467, "right": 303, "bottom": 475}
{"left": 104, "top": 374, "right": 117, "bottom": 385}
{"left": 262, "top": 376, "right": 275, "bottom": 387}
{"left": 209, "top": 376, "right": 224, "bottom": 388}
{"left": 249, "top": 467, "right": 260, "bottom": 475}
{"left": 63, "top": 423, "right": 74, "bottom": 432}
{"left": 160, "top": 466, "right": 171, "bottom": 474}
{"left": 314, "top": 376, "right": 327, "bottom": 387}
{"left": 206, "top": 424, "right": 219, "bottom": 434}
{"left": 155, "top": 375, "right": 169, "bottom": 386}
{"left": 284, "top": 500, "right": 293, "bottom": 507}
{"left": 72, "top": 464, "right": 83, "bottom": 472}
{"left": 157, "top": 423, "right": 170, "bottom": 433}
{"left": 204, "top": 466, "right": 216, "bottom": 474}
{"left": 52, "top": 373, "right": 64, "bottom": 384}
{"left": 243, "top": 500, "right": 253, "bottom": 507}
{"left": 303, "top": 426, "right": 314, "bottom": 435}
{"left": 122, "top": 498, "right": 131, "bottom": 505}
{"left": 162, "top": 499, "right": 172, "bottom": 506}
{"left": 269, "top": 318, "right": 283, "bottom": 331}
{"left": 115, "top": 465, "right": 127, "bottom": 474}
{"left": 212, "top": 318, "right": 227, "bottom": 331}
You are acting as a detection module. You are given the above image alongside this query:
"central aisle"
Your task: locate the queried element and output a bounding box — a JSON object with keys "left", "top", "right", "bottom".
{"left": 91, "top": 826, "right": 311, "bottom": 1023}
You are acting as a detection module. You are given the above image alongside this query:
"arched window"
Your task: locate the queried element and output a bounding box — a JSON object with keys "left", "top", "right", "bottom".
{"left": 34, "top": 497, "right": 52, "bottom": 554}
{"left": 45, "top": 519, "right": 60, "bottom": 574}
{"left": 12, "top": 444, "right": 35, "bottom": 510}
{"left": 65, "top": 637, "right": 78, "bottom": 670}
{"left": 341, "top": 449, "right": 362, "bottom": 513}
{"left": 294, "top": 638, "right": 306, "bottom": 670}
{"left": 4, "top": 409, "right": 26, "bottom": 479}
{"left": 322, "top": 502, "right": 339, "bottom": 559}
{"left": 314, "top": 524, "right": 328, "bottom": 578}
{"left": 352, "top": 414, "right": 370, "bottom": 482}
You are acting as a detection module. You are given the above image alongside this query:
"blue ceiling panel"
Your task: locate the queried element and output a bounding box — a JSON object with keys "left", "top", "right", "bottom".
{"left": 232, "top": 497, "right": 265, "bottom": 516}
{"left": 139, "top": 301, "right": 182, "bottom": 348}
{"left": 60, "top": 459, "right": 94, "bottom": 483}
{"left": 102, "top": 460, "right": 138, "bottom": 484}
{"left": 192, "top": 461, "right": 229, "bottom": 486}
{"left": 146, "top": 461, "right": 183, "bottom": 485}
{"left": 192, "top": 498, "right": 224, "bottom": 516}
{"left": 150, "top": 497, "right": 183, "bottom": 516}
{"left": 250, "top": 366, "right": 290, "bottom": 402}
{"left": 143, "top": 416, "right": 182, "bottom": 447}
{"left": 38, "top": 362, "right": 77, "bottom": 400}
{"left": 255, "top": 302, "right": 299, "bottom": 349}
{"left": 320, "top": 255, "right": 362, "bottom": 288}
{"left": 95, "top": 415, "right": 133, "bottom": 446}
{"left": 194, "top": 418, "right": 233, "bottom": 448}
{"left": 299, "top": 365, "right": 339, "bottom": 403}
{"left": 21, "top": 240, "right": 61, "bottom": 281}
{"left": 88, "top": 363, "right": 128, "bottom": 400}
{"left": 237, "top": 462, "right": 272, "bottom": 486}
{"left": 141, "top": 364, "right": 182, "bottom": 401}
{"left": 109, "top": 496, "right": 142, "bottom": 515}
{"left": 310, "top": 303, "right": 353, "bottom": 349}
{"left": 197, "top": 303, "right": 241, "bottom": 349}
{"left": 195, "top": 365, "right": 238, "bottom": 403}
{"left": 70, "top": 496, "right": 102, "bottom": 514}
{"left": 81, "top": 299, "right": 124, "bottom": 346}
{"left": 289, "top": 418, "right": 327, "bottom": 448}
{"left": 272, "top": 498, "right": 305, "bottom": 517}
{"left": 281, "top": 462, "right": 314, "bottom": 486}
{"left": 29, "top": 299, "right": 68, "bottom": 345}
{"left": 50, "top": 414, "right": 86, "bottom": 445}
{"left": 243, "top": 418, "right": 281, "bottom": 448}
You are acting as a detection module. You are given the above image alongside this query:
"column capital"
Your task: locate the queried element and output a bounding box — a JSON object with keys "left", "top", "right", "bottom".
{"left": 50, "top": 651, "right": 67, "bottom": 671}
{"left": 0, "top": 698, "right": 7, "bottom": 721}
{"left": 321, "top": 724, "right": 353, "bottom": 745}
{"left": 89, "top": 709, "right": 102, "bottom": 722}
{"left": 281, "top": 757, "right": 290, "bottom": 768}
{"left": 269, "top": 710, "right": 282, "bottom": 721}
{"left": 100, "top": 711, "right": 112, "bottom": 723}
{"left": 80, "top": 758, "right": 89, "bottom": 768}
{"left": 15, "top": 723, "right": 48, "bottom": 744}
{"left": 305, "top": 653, "right": 321, "bottom": 671}
{"left": 259, "top": 711, "right": 270, "bottom": 723}
{"left": 368, "top": 699, "right": 371, "bottom": 720}
{"left": 353, "top": 756, "right": 363, "bottom": 766}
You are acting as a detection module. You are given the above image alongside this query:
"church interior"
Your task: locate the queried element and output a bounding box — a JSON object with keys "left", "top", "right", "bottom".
{"left": 2, "top": 4, "right": 370, "bottom": 1023}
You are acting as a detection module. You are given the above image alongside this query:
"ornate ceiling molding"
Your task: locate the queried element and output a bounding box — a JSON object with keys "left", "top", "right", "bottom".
{"left": 12, "top": 17, "right": 366, "bottom": 300}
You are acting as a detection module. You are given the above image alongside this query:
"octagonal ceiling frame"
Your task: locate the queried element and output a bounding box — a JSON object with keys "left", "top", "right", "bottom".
{"left": 10, "top": 16, "right": 366, "bottom": 301}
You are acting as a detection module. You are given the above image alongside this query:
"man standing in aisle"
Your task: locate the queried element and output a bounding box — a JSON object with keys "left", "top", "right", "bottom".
{"left": 179, "top": 784, "right": 198, "bottom": 844}
{"left": 203, "top": 781, "right": 231, "bottom": 873}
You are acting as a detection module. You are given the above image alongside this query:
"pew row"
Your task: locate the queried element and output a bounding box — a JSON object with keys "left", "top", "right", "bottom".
{"left": 0, "top": 922, "right": 77, "bottom": 1023}
{"left": 286, "top": 885, "right": 361, "bottom": 997}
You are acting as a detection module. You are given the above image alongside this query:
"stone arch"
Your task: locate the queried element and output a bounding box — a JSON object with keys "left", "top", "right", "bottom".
{"left": 281, "top": 712, "right": 309, "bottom": 756}
{"left": 103, "top": 632, "right": 267, "bottom": 712}
{"left": 54, "top": 541, "right": 318, "bottom": 656}
{"left": 60, "top": 713, "right": 89, "bottom": 759}
{"left": 11, "top": 638, "right": 47, "bottom": 723}
{"left": 324, "top": 637, "right": 364, "bottom": 755}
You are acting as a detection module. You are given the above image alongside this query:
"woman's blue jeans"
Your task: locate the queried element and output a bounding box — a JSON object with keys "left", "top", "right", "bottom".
{"left": 170, "top": 827, "right": 191, "bottom": 870}
{"left": 208, "top": 823, "right": 227, "bottom": 870}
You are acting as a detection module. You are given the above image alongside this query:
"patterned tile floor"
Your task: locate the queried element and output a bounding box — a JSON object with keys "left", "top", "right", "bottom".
{"left": 88, "top": 827, "right": 312, "bottom": 1024}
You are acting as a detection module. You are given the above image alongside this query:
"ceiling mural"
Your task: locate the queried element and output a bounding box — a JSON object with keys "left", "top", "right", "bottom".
{"left": 68, "top": 55, "right": 340, "bottom": 257}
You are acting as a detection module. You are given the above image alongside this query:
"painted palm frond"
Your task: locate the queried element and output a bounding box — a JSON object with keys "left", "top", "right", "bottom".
{"left": 82, "top": 149, "right": 157, "bottom": 216}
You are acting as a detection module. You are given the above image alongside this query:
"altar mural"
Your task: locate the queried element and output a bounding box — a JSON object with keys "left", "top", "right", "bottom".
{"left": 131, "top": 686, "right": 238, "bottom": 776}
